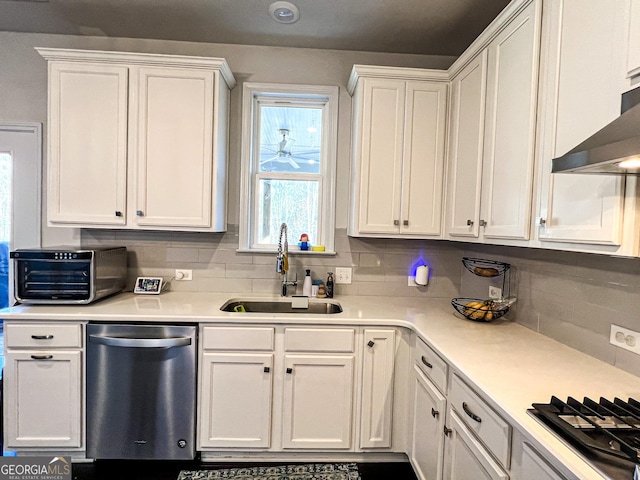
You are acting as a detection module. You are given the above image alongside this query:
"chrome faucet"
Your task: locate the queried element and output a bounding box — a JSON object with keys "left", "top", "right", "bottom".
{"left": 277, "top": 223, "right": 297, "bottom": 296}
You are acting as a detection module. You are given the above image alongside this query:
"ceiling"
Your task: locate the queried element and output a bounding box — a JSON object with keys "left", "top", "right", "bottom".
{"left": 0, "top": 0, "right": 512, "bottom": 56}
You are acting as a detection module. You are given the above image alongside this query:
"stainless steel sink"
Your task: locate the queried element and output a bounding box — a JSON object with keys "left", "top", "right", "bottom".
{"left": 220, "top": 299, "right": 342, "bottom": 314}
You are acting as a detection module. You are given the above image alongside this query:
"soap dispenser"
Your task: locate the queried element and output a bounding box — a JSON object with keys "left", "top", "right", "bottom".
{"left": 302, "top": 269, "right": 312, "bottom": 297}
{"left": 326, "top": 272, "right": 334, "bottom": 298}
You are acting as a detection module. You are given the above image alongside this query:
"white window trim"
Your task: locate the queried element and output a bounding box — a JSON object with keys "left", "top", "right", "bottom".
{"left": 238, "top": 83, "right": 339, "bottom": 254}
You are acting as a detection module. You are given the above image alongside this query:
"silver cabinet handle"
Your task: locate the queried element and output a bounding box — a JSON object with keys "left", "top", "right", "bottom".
{"left": 286, "top": 367, "right": 293, "bottom": 374}
{"left": 537, "top": 217, "right": 546, "bottom": 226}
{"left": 403, "top": 220, "right": 409, "bottom": 226}
{"left": 367, "top": 340, "right": 375, "bottom": 348}
{"left": 431, "top": 408, "right": 439, "bottom": 418}
{"left": 136, "top": 210, "right": 144, "bottom": 216}
{"left": 115, "top": 211, "right": 123, "bottom": 217}
{"left": 466, "top": 219, "right": 474, "bottom": 226}
{"left": 31, "top": 335, "right": 54, "bottom": 340}
{"left": 462, "top": 402, "right": 482, "bottom": 423}
{"left": 263, "top": 366, "right": 270, "bottom": 373}
{"left": 444, "top": 426, "right": 452, "bottom": 436}
{"left": 31, "top": 355, "right": 53, "bottom": 360}
{"left": 393, "top": 220, "right": 399, "bottom": 226}
{"left": 89, "top": 334, "right": 191, "bottom": 348}
{"left": 479, "top": 219, "right": 487, "bottom": 227}
{"left": 421, "top": 356, "right": 433, "bottom": 369}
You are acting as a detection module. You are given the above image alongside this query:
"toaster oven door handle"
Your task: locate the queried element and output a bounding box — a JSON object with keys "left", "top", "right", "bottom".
{"left": 89, "top": 334, "right": 192, "bottom": 349}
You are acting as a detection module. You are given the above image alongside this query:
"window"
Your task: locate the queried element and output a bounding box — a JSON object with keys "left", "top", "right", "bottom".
{"left": 239, "top": 83, "right": 338, "bottom": 253}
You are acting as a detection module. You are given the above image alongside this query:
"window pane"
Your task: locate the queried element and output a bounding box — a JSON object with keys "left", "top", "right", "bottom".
{"left": 259, "top": 106, "right": 322, "bottom": 174}
{"left": 257, "top": 179, "right": 319, "bottom": 246}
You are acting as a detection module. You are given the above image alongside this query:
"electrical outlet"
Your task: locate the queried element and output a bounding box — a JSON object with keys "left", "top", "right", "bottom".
{"left": 488, "top": 286, "right": 502, "bottom": 299}
{"left": 335, "top": 267, "right": 352, "bottom": 284}
{"left": 175, "top": 269, "right": 192, "bottom": 281}
{"left": 610, "top": 324, "right": 640, "bottom": 355}
{"left": 408, "top": 276, "right": 417, "bottom": 287}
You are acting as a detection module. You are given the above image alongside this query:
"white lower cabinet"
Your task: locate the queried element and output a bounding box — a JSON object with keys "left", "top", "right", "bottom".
{"left": 520, "top": 442, "right": 567, "bottom": 480}
{"left": 199, "top": 325, "right": 383, "bottom": 453}
{"left": 411, "top": 366, "right": 446, "bottom": 480}
{"left": 443, "top": 410, "right": 509, "bottom": 480}
{"left": 282, "top": 354, "right": 355, "bottom": 449}
{"left": 199, "top": 352, "right": 274, "bottom": 448}
{"left": 198, "top": 326, "right": 275, "bottom": 449}
{"left": 360, "top": 328, "right": 396, "bottom": 449}
{"left": 3, "top": 322, "right": 83, "bottom": 449}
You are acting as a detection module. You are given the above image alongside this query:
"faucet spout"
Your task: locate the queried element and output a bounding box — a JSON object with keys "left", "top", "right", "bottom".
{"left": 277, "top": 223, "right": 297, "bottom": 296}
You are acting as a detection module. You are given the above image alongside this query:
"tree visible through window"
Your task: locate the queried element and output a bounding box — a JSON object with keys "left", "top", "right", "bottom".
{"left": 240, "top": 84, "right": 338, "bottom": 252}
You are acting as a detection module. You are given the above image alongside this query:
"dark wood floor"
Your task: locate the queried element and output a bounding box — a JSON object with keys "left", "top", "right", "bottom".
{"left": 71, "top": 461, "right": 419, "bottom": 480}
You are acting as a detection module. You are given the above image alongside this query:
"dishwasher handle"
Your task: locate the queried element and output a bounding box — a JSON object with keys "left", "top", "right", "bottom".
{"left": 89, "top": 334, "right": 192, "bottom": 349}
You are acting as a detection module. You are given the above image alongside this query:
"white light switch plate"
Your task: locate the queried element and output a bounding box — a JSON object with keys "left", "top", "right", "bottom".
{"left": 335, "top": 267, "right": 352, "bottom": 284}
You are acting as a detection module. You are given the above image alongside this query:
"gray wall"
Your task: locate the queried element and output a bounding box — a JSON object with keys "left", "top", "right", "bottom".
{"left": 4, "top": 32, "right": 640, "bottom": 379}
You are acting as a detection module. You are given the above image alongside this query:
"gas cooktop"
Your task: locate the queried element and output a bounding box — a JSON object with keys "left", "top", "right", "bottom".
{"left": 529, "top": 396, "right": 640, "bottom": 480}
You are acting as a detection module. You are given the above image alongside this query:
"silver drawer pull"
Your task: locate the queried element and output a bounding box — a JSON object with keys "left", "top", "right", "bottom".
{"left": 421, "top": 356, "right": 433, "bottom": 369}
{"left": 462, "top": 402, "right": 482, "bottom": 423}
{"left": 31, "top": 355, "right": 53, "bottom": 360}
{"left": 31, "top": 335, "right": 54, "bottom": 340}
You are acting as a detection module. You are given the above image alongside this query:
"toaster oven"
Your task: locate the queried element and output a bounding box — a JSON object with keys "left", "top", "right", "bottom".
{"left": 10, "top": 246, "right": 127, "bottom": 304}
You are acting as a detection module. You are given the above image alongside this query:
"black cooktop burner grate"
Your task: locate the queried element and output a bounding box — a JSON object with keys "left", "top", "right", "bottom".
{"left": 528, "top": 395, "right": 640, "bottom": 479}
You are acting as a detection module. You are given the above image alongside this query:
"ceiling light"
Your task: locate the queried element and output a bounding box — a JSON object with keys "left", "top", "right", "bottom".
{"left": 269, "top": 1, "right": 299, "bottom": 24}
{"left": 618, "top": 157, "right": 640, "bottom": 169}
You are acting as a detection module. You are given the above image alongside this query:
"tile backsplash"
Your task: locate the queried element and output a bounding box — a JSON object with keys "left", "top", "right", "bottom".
{"left": 83, "top": 228, "right": 640, "bottom": 377}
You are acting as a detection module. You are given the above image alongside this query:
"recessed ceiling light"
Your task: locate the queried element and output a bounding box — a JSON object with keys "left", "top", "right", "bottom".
{"left": 269, "top": 1, "right": 299, "bottom": 24}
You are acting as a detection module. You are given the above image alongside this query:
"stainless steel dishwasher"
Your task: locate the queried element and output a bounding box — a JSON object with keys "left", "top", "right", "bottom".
{"left": 86, "top": 323, "right": 197, "bottom": 460}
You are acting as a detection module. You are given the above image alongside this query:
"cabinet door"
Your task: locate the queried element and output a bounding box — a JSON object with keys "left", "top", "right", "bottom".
{"left": 411, "top": 366, "right": 446, "bottom": 480}
{"left": 443, "top": 410, "right": 509, "bottom": 480}
{"left": 446, "top": 52, "right": 488, "bottom": 238}
{"left": 536, "top": 0, "right": 626, "bottom": 246}
{"left": 400, "top": 82, "right": 448, "bottom": 236}
{"left": 360, "top": 329, "right": 396, "bottom": 448}
{"left": 134, "top": 66, "right": 215, "bottom": 228}
{"left": 481, "top": 0, "right": 540, "bottom": 240}
{"left": 48, "top": 62, "right": 128, "bottom": 226}
{"left": 282, "top": 354, "right": 355, "bottom": 449}
{"left": 4, "top": 351, "right": 82, "bottom": 448}
{"left": 521, "top": 442, "right": 567, "bottom": 480}
{"left": 628, "top": 0, "right": 640, "bottom": 79}
{"left": 199, "top": 353, "right": 273, "bottom": 448}
{"left": 354, "top": 78, "right": 405, "bottom": 235}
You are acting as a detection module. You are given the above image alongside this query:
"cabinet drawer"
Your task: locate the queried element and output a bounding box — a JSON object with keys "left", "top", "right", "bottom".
{"left": 201, "top": 326, "right": 274, "bottom": 351}
{"left": 414, "top": 337, "right": 448, "bottom": 393}
{"left": 450, "top": 374, "right": 511, "bottom": 468}
{"left": 284, "top": 328, "right": 355, "bottom": 352}
{"left": 5, "top": 323, "right": 82, "bottom": 349}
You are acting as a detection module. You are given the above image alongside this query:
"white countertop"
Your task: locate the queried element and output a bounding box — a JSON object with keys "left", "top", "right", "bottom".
{"left": 3, "top": 291, "right": 639, "bottom": 479}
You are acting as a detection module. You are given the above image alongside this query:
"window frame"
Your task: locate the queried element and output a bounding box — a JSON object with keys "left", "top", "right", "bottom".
{"left": 238, "top": 83, "right": 339, "bottom": 254}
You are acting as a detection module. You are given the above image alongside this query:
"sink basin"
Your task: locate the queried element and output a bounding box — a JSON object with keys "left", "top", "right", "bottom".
{"left": 221, "top": 299, "right": 342, "bottom": 314}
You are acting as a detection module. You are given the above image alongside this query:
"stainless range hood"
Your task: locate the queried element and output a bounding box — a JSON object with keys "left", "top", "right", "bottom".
{"left": 551, "top": 86, "right": 640, "bottom": 174}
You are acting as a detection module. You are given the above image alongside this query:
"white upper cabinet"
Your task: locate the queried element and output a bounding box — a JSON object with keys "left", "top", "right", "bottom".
{"left": 446, "top": 53, "right": 488, "bottom": 238}
{"left": 37, "top": 48, "right": 235, "bottom": 232}
{"left": 627, "top": 0, "right": 640, "bottom": 79}
{"left": 348, "top": 66, "right": 448, "bottom": 238}
{"left": 534, "top": 0, "right": 631, "bottom": 252}
{"left": 46, "top": 61, "right": 129, "bottom": 226}
{"left": 446, "top": 0, "right": 541, "bottom": 243}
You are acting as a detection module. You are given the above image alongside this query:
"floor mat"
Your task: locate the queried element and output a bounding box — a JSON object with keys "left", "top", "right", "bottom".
{"left": 177, "top": 463, "right": 361, "bottom": 480}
